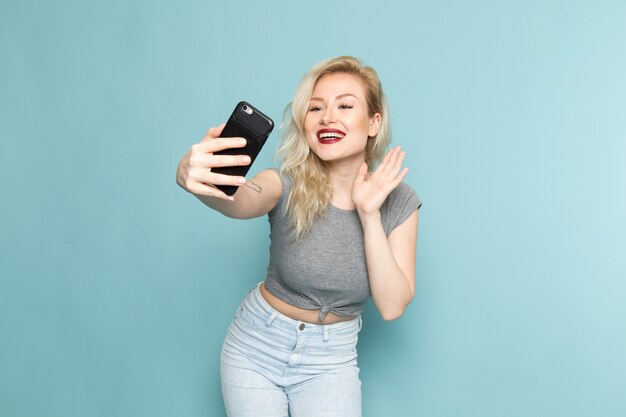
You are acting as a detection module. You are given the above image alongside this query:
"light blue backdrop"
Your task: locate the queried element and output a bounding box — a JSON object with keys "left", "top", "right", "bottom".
{"left": 1, "top": 1, "right": 625, "bottom": 416}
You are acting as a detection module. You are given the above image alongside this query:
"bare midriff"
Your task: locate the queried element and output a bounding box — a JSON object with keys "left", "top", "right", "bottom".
{"left": 259, "top": 283, "right": 356, "bottom": 325}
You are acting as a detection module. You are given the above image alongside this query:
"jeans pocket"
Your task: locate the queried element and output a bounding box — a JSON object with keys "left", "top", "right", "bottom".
{"left": 235, "top": 303, "right": 258, "bottom": 329}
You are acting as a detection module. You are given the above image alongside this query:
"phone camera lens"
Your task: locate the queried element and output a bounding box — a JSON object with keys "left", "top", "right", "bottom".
{"left": 241, "top": 104, "right": 253, "bottom": 115}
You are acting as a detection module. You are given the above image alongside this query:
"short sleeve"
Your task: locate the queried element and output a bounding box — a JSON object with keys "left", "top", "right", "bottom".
{"left": 381, "top": 183, "right": 422, "bottom": 235}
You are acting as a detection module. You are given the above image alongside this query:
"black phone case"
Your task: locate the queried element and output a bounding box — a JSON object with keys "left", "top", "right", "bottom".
{"left": 212, "top": 101, "right": 274, "bottom": 195}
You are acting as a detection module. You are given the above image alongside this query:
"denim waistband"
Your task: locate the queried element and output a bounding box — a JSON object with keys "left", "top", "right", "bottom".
{"left": 245, "top": 282, "right": 362, "bottom": 338}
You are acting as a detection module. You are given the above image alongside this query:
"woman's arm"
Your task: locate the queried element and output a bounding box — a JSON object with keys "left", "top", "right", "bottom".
{"left": 194, "top": 168, "right": 281, "bottom": 219}
{"left": 352, "top": 146, "right": 418, "bottom": 320}
{"left": 360, "top": 210, "right": 418, "bottom": 321}
{"left": 176, "top": 124, "right": 282, "bottom": 219}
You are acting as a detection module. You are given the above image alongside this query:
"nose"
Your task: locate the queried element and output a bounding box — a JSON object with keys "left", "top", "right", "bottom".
{"left": 320, "top": 107, "right": 335, "bottom": 125}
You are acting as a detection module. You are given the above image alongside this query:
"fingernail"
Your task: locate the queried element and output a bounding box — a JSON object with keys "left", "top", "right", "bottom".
{"left": 237, "top": 177, "right": 246, "bottom": 184}
{"left": 240, "top": 139, "right": 247, "bottom": 146}
{"left": 241, "top": 156, "right": 251, "bottom": 164}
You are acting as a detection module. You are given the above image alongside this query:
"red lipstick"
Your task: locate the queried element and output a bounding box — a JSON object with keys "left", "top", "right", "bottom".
{"left": 317, "top": 128, "right": 346, "bottom": 144}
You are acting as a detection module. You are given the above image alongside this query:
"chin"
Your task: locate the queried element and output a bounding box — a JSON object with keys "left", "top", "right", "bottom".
{"left": 311, "top": 152, "right": 336, "bottom": 162}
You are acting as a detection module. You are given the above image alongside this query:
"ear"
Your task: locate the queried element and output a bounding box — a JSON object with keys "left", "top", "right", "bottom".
{"left": 368, "top": 113, "right": 382, "bottom": 137}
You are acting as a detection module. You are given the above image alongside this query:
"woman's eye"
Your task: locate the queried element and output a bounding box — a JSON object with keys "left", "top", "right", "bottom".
{"left": 309, "top": 106, "right": 322, "bottom": 112}
{"left": 339, "top": 104, "right": 354, "bottom": 109}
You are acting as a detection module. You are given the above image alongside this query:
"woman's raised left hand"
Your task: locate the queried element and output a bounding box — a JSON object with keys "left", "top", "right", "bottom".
{"left": 351, "top": 146, "right": 409, "bottom": 218}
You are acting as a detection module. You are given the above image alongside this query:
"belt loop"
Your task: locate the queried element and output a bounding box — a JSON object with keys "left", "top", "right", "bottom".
{"left": 265, "top": 311, "right": 277, "bottom": 327}
{"left": 323, "top": 324, "right": 329, "bottom": 342}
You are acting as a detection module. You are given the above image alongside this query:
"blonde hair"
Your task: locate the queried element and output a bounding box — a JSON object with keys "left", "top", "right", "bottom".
{"left": 277, "top": 56, "right": 391, "bottom": 238}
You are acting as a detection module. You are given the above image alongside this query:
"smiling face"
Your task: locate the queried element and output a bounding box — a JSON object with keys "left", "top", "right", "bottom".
{"left": 303, "top": 73, "right": 381, "bottom": 167}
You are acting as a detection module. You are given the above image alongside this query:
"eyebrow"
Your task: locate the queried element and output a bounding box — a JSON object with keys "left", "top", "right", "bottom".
{"left": 310, "top": 93, "right": 358, "bottom": 101}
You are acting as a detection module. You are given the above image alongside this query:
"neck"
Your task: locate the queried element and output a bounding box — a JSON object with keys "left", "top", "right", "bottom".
{"left": 327, "top": 159, "right": 362, "bottom": 191}
{"left": 326, "top": 157, "right": 365, "bottom": 208}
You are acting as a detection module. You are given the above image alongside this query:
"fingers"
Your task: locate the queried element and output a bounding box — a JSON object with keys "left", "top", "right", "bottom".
{"left": 354, "top": 162, "right": 369, "bottom": 185}
{"left": 194, "top": 136, "right": 247, "bottom": 154}
{"left": 395, "top": 167, "right": 410, "bottom": 184}
{"left": 388, "top": 146, "right": 406, "bottom": 176}
{"left": 188, "top": 152, "right": 251, "bottom": 169}
{"left": 188, "top": 168, "right": 247, "bottom": 188}
{"left": 184, "top": 167, "right": 247, "bottom": 201}
{"left": 201, "top": 123, "right": 226, "bottom": 142}
{"left": 188, "top": 132, "right": 250, "bottom": 170}
{"left": 374, "top": 146, "right": 407, "bottom": 180}
{"left": 199, "top": 123, "right": 249, "bottom": 153}
{"left": 184, "top": 181, "right": 236, "bottom": 201}
{"left": 178, "top": 125, "right": 252, "bottom": 198}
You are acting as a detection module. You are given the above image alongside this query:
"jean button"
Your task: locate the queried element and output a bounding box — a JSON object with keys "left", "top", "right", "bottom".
{"left": 298, "top": 323, "right": 305, "bottom": 331}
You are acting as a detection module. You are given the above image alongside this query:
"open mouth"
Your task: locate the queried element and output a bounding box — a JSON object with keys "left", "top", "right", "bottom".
{"left": 317, "top": 129, "right": 346, "bottom": 144}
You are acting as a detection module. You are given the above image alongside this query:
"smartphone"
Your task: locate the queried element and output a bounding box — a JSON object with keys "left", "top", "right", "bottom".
{"left": 212, "top": 101, "right": 274, "bottom": 196}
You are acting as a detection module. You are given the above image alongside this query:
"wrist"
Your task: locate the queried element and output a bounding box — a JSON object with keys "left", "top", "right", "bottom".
{"left": 357, "top": 209, "right": 382, "bottom": 226}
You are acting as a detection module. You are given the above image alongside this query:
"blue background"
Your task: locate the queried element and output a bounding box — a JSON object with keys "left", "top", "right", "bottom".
{"left": 1, "top": 1, "right": 625, "bottom": 416}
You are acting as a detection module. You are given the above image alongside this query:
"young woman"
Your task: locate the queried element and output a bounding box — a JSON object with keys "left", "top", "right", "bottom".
{"left": 176, "top": 56, "right": 422, "bottom": 417}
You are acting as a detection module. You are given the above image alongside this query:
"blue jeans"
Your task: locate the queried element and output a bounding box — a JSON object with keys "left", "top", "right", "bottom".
{"left": 220, "top": 283, "right": 362, "bottom": 417}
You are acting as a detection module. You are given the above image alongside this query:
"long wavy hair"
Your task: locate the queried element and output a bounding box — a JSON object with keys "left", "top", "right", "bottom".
{"left": 277, "top": 56, "right": 391, "bottom": 239}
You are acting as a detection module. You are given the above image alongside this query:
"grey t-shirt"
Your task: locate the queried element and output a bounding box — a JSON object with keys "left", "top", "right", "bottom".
{"left": 264, "top": 170, "right": 422, "bottom": 321}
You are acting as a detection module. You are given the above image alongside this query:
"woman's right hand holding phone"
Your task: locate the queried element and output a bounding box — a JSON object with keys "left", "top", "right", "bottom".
{"left": 176, "top": 124, "right": 251, "bottom": 201}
